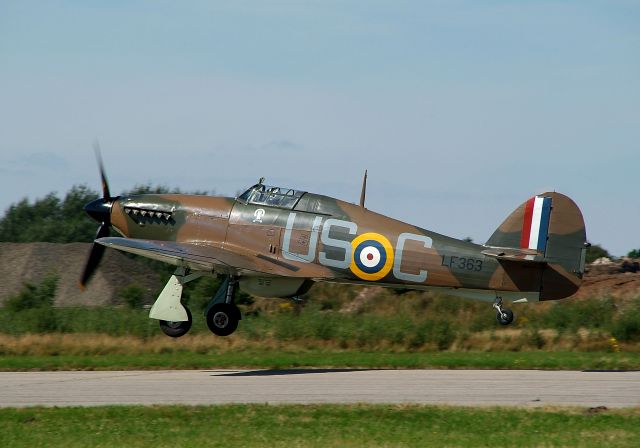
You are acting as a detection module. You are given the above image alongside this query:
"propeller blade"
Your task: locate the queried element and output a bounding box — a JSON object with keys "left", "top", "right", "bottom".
{"left": 93, "top": 141, "right": 111, "bottom": 200}
{"left": 81, "top": 144, "right": 116, "bottom": 290}
{"left": 96, "top": 220, "right": 111, "bottom": 239}
{"left": 79, "top": 223, "right": 110, "bottom": 288}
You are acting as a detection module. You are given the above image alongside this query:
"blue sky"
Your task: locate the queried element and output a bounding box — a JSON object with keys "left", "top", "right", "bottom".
{"left": 0, "top": 1, "right": 638, "bottom": 255}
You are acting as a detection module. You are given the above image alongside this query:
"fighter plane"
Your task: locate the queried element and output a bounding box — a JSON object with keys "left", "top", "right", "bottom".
{"left": 81, "top": 155, "right": 587, "bottom": 338}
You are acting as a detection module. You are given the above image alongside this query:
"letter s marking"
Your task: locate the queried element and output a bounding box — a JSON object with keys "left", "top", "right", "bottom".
{"left": 319, "top": 218, "right": 357, "bottom": 269}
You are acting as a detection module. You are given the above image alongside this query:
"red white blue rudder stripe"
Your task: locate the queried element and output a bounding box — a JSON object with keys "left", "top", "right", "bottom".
{"left": 520, "top": 196, "right": 552, "bottom": 253}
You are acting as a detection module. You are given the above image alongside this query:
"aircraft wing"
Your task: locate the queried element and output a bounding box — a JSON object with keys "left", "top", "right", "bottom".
{"left": 95, "top": 237, "right": 304, "bottom": 277}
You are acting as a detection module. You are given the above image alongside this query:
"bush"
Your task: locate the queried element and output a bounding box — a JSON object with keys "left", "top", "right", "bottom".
{"left": 409, "top": 319, "right": 457, "bottom": 350}
{"left": 120, "top": 285, "right": 146, "bottom": 309}
{"left": 24, "top": 308, "right": 59, "bottom": 333}
{"left": 1, "top": 273, "right": 62, "bottom": 333}
{"left": 317, "top": 295, "right": 341, "bottom": 311}
{"left": 543, "top": 299, "right": 615, "bottom": 332}
{"left": 273, "top": 314, "right": 305, "bottom": 341}
{"left": 586, "top": 244, "right": 610, "bottom": 263}
{"left": 611, "top": 310, "right": 640, "bottom": 342}
{"left": 5, "top": 274, "right": 58, "bottom": 312}
{"left": 523, "top": 328, "right": 546, "bottom": 349}
{"left": 429, "top": 320, "right": 457, "bottom": 351}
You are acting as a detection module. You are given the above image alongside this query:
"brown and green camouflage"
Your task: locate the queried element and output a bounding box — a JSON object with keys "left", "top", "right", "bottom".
{"left": 94, "top": 183, "right": 586, "bottom": 303}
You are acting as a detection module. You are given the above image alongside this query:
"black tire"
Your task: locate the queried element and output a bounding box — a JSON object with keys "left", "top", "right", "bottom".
{"left": 159, "top": 305, "right": 192, "bottom": 338}
{"left": 206, "top": 303, "right": 240, "bottom": 336}
{"left": 496, "top": 308, "right": 514, "bottom": 326}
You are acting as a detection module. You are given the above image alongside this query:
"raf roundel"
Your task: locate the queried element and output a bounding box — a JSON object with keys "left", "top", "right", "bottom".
{"left": 350, "top": 232, "right": 395, "bottom": 281}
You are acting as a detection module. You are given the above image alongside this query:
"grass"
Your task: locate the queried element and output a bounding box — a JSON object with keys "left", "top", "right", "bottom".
{"left": 1, "top": 404, "right": 639, "bottom": 447}
{"left": 1, "top": 349, "right": 639, "bottom": 371}
{"left": 1, "top": 282, "right": 639, "bottom": 372}
{"left": 1, "top": 300, "right": 639, "bottom": 353}
{"left": 3, "top": 282, "right": 640, "bottom": 347}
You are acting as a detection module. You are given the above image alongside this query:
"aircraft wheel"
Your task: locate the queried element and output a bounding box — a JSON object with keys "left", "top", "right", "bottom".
{"left": 496, "top": 308, "right": 514, "bottom": 326}
{"left": 159, "top": 305, "right": 193, "bottom": 338}
{"left": 206, "top": 303, "right": 240, "bottom": 336}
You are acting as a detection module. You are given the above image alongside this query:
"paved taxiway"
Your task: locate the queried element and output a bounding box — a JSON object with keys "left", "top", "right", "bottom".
{"left": 1, "top": 369, "right": 638, "bottom": 408}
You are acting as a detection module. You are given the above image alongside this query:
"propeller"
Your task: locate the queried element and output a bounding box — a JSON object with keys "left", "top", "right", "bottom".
{"left": 79, "top": 143, "right": 118, "bottom": 289}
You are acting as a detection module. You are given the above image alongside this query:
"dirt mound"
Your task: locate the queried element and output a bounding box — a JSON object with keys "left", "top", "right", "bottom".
{"left": 0, "top": 243, "right": 162, "bottom": 306}
{"left": 575, "top": 270, "right": 640, "bottom": 300}
{"left": 1, "top": 243, "right": 638, "bottom": 307}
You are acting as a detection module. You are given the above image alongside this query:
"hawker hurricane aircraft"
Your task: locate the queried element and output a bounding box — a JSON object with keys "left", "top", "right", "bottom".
{"left": 81, "top": 156, "right": 587, "bottom": 338}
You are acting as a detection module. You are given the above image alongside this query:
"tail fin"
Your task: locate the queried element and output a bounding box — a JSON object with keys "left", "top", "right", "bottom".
{"left": 486, "top": 192, "right": 587, "bottom": 299}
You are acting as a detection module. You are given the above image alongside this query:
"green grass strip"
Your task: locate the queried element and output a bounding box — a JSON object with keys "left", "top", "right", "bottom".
{"left": 1, "top": 404, "right": 640, "bottom": 447}
{"left": 1, "top": 350, "right": 639, "bottom": 371}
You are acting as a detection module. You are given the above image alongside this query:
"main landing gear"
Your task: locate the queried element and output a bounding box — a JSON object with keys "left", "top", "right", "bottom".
{"left": 493, "top": 297, "right": 514, "bottom": 326}
{"left": 151, "top": 269, "right": 242, "bottom": 338}
{"left": 151, "top": 271, "right": 200, "bottom": 338}
{"left": 159, "top": 306, "right": 193, "bottom": 338}
{"left": 204, "top": 276, "right": 241, "bottom": 337}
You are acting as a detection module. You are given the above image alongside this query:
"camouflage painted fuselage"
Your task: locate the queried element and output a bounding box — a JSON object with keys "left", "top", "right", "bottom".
{"left": 105, "top": 187, "right": 586, "bottom": 303}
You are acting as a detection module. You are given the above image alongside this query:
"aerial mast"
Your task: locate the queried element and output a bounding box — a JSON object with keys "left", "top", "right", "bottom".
{"left": 359, "top": 169, "right": 367, "bottom": 208}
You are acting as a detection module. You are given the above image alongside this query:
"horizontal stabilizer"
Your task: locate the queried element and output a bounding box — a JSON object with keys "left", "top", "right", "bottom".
{"left": 481, "top": 247, "right": 547, "bottom": 264}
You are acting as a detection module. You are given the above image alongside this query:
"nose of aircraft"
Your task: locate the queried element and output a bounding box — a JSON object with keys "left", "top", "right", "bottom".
{"left": 83, "top": 197, "right": 113, "bottom": 223}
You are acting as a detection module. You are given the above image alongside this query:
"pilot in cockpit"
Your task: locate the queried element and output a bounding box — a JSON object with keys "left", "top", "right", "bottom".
{"left": 266, "top": 187, "right": 281, "bottom": 205}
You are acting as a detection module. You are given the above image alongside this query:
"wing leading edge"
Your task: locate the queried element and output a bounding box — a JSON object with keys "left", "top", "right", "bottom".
{"left": 95, "top": 237, "right": 301, "bottom": 277}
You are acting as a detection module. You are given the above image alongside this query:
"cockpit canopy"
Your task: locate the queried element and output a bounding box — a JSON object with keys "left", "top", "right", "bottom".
{"left": 237, "top": 184, "right": 306, "bottom": 209}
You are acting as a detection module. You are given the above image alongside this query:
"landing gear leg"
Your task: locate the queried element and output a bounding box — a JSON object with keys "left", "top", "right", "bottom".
{"left": 205, "top": 276, "right": 241, "bottom": 337}
{"left": 493, "top": 296, "right": 514, "bottom": 325}
{"left": 151, "top": 268, "right": 204, "bottom": 338}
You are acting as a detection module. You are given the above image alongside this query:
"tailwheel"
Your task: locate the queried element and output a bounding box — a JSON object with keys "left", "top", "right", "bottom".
{"left": 496, "top": 308, "right": 514, "bottom": 325}
{"left": 206, "top": 303, "right": 240, "bottom": 336}
{"left": 159, "top": 305, "right": 193, "bottom": 338}
{"left": 493, "top": 297, "right": 514, "bottom": 326}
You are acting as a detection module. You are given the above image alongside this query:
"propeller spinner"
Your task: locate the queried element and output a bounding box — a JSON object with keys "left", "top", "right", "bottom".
{"left": 79, "top": 144, "right": 118, "bottom": 288}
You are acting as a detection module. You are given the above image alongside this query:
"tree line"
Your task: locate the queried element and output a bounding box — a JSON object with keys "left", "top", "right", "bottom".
{"left": 0, "top": 184, "right": 208, "bottom": 243}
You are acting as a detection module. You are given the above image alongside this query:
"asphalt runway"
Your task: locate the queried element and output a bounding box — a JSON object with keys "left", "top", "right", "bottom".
{"left": 1, "top": 369, "right": 639, "bottom": 408}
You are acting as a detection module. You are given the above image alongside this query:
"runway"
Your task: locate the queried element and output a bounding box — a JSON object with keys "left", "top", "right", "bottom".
{"left": 1, "top": 369, "right": 639, "bottom": 408}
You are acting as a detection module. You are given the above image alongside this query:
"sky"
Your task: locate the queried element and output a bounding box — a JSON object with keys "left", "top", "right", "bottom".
{"left": 0, "top": 1, "right": 638, "bottom": 255}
